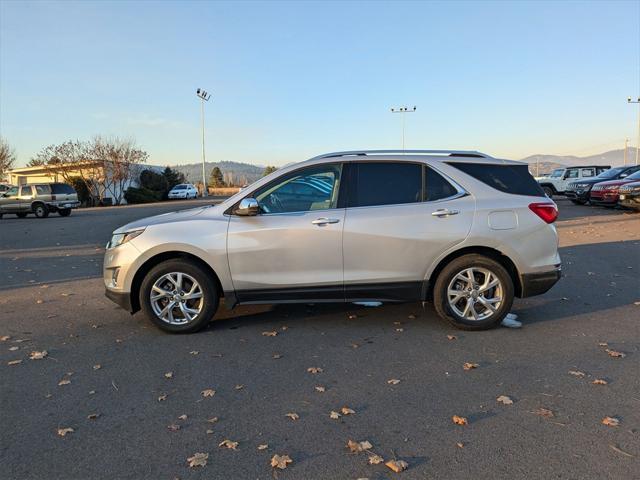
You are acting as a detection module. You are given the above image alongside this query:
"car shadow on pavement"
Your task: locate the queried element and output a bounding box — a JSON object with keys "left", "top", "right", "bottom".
{"left": 555, "top": 198, "right": 635, "bottom": 221}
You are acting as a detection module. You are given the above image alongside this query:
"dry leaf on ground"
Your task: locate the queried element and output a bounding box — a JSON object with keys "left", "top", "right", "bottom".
{"left": 158, "top": 394, "right": 167, "bottom": 401}
{"left": 307, "top": 367, "right": 323, "bottom": 374}
{"left": 568, "top": 370, "right": 585, "bottom": 377}
{"left": 201, "top": 389, "right": 216, "bottom": 397}
{"left": 235, "top": 384, "right": 244, "bottom": 390}
{"left": 258, "top": 444, "right": 268, "bottom": 450}
{"left": 262, "top": 331, "right": 278, "bottom": 337}
{"left": 189, "top": 350, "right": 199, "bottom": 355}
{"left": 58, "top": 379, "right": 71, "bottom": 386}
{"left": 164, "top": 372, "right": 173, "bottom": 378}
{"left": 167, "top": 424, "right": 180, "bottom": 431}
{"left": 207, "top": 416, "right": 219, "bottom": 423}
{"left": 347, "top": 440, "right": 373, "bottom": 453}
{"left": 385, "top": 460, "right": 409, "bottom": 473}
{"left": 187, "top": 452, "right": 208, "bottom": 468}
{"left": 93, "top": 364, "right": 101, "bottom": 370}
{"left": 57, "top": 427, "right": 74, "bottom": 437}
{"left": 463, "top": 362, "right": 479, "bottom": 370}
{"left": 330, "top": 411, "right": 341, "bottom": 419}
{"left": 368, "top": 455, "right": 384, "bottom": 465}
{"left": 605, "top": 349, "right": 626, "bottom": 358}
{"left": 270, "top": 454, "right": 292, "bottom": 469}
{"left": 7, "top": 360, "right": 22, "bottom": 366}
{"left": 456, "top": 442, "right": 464, "bottom": 448}
{"left": 29, "top": 350, "right": 48, "bottom": 360}
{"left": 315, "top": 386, "right": 326, "bottom": 392}
{"left": 178, "top": 414, "right": 188, "bottom": 420}
{"left": 497, "top": 395, "right": 514, "bottom": 405}
{"left": 452, "top": 415, "right": 468, "bottom": 425}
{"left": 0, "top": 335, "right": 10, "bottom": 341}
{"left": 592, "top": 379, "right": 608, "bottom": 385}
{"left": 447, "top": 335, "right": 457, "bottom": 340}
{"left": 87, "top": 413, "right": 99, "bottom": 420}
{"left": 272, "top": 353, "right": 282, "bottom": 359}
{"left": 285, "top": 412, "right": 299, "bottom": 420}
{"left": 219, "top": 439, "right": 239, "bottom": 449}
{"left": 387, "top": 378, "right": 401, "bottom": 385}
{"left": 602, "top": 416, "right": 620, "bottom": 427}
{"left": 341, "top": 406, "right": 355, "bottom": 415}
{"left": 532, "top": 407, "right": 554, "bottom": 418}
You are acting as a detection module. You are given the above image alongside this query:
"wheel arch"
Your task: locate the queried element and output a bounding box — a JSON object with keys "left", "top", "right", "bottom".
{"left": 426, "top": 246, "right": 522, "bottom": 301}
{"left": 129, "top": 251, "right": 223, "bottom": 313}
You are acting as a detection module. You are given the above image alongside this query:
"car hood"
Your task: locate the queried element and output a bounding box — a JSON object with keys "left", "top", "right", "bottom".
{"left": 113, "top": 205, "right": 216, "bottom": 233}
{"left": 594, "top": 179, "right": 635, "bottom": 188}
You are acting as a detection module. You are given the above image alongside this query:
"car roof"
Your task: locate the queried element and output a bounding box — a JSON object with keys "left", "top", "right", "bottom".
{"left": 302, "top": 150, "right": 525, "bottom": 166}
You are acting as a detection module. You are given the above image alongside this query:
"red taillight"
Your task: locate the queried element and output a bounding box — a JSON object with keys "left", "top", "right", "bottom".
{"left": 528, "top": 202, "right": 558, "bottom": 224}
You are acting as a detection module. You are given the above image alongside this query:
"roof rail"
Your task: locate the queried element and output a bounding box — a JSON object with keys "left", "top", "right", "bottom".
{"left": 314, "top": 149, "right": 492, "bottom": 160}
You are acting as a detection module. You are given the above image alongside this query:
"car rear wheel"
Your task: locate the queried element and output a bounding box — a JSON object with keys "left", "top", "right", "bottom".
{"left": 58, "top": 209, "right": 72, "bottom": 217}
{"left": 33, "top": 203, "right": 49, "bottom": 218}
{"left": 433, "top": 254, "right": 514, "bottom": 330}
{"left": 139, "top": 259, "right": 219, "bottom": 333}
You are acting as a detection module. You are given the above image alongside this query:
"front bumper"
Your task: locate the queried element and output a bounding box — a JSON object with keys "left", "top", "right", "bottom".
{"left": 564, "top": 190, "right": 590, "bottom": 202}
{"left": 589, "top": 194, "right": 618, "bottom": 206}
{"left": 520, "top": 266, "right": 562, "bottom": 297}
{"left": 105, "top": 288, "right": 133, "bottom": 312}
{"left": 619, "top": 193, "right": 640, "bottom": 210}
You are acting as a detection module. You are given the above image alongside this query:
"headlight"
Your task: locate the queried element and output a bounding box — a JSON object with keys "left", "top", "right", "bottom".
{"left": 107, "top": 229, "right": 145, "bottom": 249}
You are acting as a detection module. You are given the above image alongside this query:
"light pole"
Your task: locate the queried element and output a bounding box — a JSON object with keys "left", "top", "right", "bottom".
{"left": 390, "top": 106, "right": 416, "bottom": 150}
{"left": 628, "top": 97, "right": 640, "bottom": 166}
{"left": 196, "top": 88, "right": 211, "bottom": 197}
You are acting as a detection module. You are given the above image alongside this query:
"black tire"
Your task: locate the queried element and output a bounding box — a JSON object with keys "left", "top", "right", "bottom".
{"left": 542, "top": 186, "right": 554, "bottom": 198}
{"left": 433, "top": 254, "right": 514, "bottom": 331}
{"left": 33, "top": 203, "right": 49, "bottom": 218}
{"left": 58, "top": 208, "right": 72, "bottom": 217}
{"left": 16, "top": 212, "right": 28, "bottom": 218}
{"left": 571, "top": 199, "right": 586, "bottom": 205}
{"left": 139, "top": 259, "right": 219, "bottom": 333}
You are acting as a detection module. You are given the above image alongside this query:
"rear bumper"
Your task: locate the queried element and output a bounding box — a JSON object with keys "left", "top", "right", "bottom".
{"left": 47, "top": 201, "right": 81, "bottom": 210}
{"left": 105, "top": 288, "right": 133, "bottom": 313}
{"left": 520, "top": 266, "right": 562, "bottom": 298}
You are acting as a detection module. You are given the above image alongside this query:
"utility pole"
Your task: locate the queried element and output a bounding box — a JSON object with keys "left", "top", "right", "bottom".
{"left": 628, "top": 97, "right": 640, "bottom": 165}
{"left": 390, "top": 106, "right": 416, "bottom": 150}
{"left": 624, "top": 138, "right": 628, "bottom": 165}
{"left": 196, "top": 88, "right": 212, "bottom": 197}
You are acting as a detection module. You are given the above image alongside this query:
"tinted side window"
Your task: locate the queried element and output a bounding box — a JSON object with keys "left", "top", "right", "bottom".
{"left": 20, "top": 186, "right": 33, "bottom": 196}
{"left": 447, "top": 162, "right": 545, "bottom": 197}
{"left": 51, "top": 184, "right": 75, "bottom": 194}
{"left": 35, "top": 185, "right": 51, "bottom": 195}
{"left": 5, "top": 186, "right": 19, "bottom": 196}
{"left": 581, "top": 168, "right": 595, "bottom": 177}
{"left": 567, "top": 169, "right": 579, "bottom": 178}
{"left": 425, "top": 167, "right": 459, "bottom": 201}
{"left": 349, "top": 162, "right": 422, "bottom": 207}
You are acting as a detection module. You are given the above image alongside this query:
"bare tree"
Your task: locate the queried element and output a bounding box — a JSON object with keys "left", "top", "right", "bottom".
{"left": 0, "top": 138, "right": 17, "bottom": 178}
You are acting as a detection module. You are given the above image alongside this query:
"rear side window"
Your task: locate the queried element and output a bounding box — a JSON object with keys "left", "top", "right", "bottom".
{"left": 426, "top": 167, "right": 459, "bottom": 201}
{"left": 51, "top": 183, "right": 76, "bottom": 194}
{"left": 448, "top": 162, "right": 545, "bottom": 197}
{"left": 20, "top": 186, "right": 33, "bottom": 196}
{"left": 35, "top": 185, "right": 51, "bottom": 195}
{"left": 348, "top": 162, "right": 422, "bottom": 207}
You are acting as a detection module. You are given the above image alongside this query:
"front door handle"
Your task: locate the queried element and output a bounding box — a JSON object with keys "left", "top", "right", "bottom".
{"left": 312, "top": 217, "right": 340, "bottom": 226}
{"left": 431, "top": 209, "right": 460, "bottom": 217}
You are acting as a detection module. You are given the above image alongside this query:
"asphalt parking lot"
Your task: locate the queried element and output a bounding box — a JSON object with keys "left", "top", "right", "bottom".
{"left": 1, "top": 198, "right": 639, "bottom": 479}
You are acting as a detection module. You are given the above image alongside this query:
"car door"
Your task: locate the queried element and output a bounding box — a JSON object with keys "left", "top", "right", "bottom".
{"left": 227, "top": 163, "right": 345, "bottom": 302}
{"left": 0, "top": 186, "right": 20, "bottom": 212}
{"left": 18, "top": 185, "right": 35, "bottom": 212}
{"left": 342, "top": 162, "right": 474, "bottom": 301}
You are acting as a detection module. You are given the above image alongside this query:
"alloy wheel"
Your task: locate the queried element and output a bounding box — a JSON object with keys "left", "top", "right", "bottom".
{"left": 447, "top": 267, "right": 504, "bottom": 321}
{"left": 150, "top": 272, "right": 204, "bottom": 325}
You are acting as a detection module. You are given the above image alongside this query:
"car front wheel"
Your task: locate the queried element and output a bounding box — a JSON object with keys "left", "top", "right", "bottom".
{"left": 139, "top": 259, "right": 219, "bottom": 333}
{"left": 433, "top": 254, "right": 514, "bottom": 330}
{"left": 542, "top": 186, "right": 554, "bottom": 198}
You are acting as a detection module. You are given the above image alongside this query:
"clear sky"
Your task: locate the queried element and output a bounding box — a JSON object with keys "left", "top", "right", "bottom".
{"left": 1, "top": 0, "right": 639, "bottom": 167}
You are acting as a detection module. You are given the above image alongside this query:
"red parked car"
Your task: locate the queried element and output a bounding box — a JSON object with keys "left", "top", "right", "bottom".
{"left": 590, "top": 170, "right": 640, "bottom": 206}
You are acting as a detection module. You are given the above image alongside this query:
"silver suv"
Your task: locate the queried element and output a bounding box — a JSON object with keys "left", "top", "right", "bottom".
{"left": 0, "top": 183, "right": 80, "bottom": 219}
{"left": 104, "top": 150, "right": 561, "bottom": 333}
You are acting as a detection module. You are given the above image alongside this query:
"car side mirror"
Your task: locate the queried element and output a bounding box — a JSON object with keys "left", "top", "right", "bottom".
{"left": 620, "top": 173, "right": 628, "bottom": 178}
{"left": 235, "top": 198, "right": 259, "bottom": 216}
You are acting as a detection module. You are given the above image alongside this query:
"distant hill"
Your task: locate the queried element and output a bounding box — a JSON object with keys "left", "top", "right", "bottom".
{"left": 170, "top": 161, "right": 266, "bottom": 185}
{"left": 521, "top": 147, "right": 638, "bottom": 174}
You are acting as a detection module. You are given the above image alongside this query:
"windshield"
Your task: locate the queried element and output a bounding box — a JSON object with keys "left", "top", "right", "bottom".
{"left": 550, "top": 169, "right": 563, "bottom": 178}
{"left": 173, "top": 185, "right": 186, "bottom": 190}
{"left": 625, "top": 170, "right": 640, "bottom": 181}
{"left": 596, "top": 167, "right": 625, "bottom": 179}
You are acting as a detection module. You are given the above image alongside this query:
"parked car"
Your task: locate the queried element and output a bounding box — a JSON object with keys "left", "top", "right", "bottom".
{"left": 565, "top": 165, "right": 640, "bottom": 205}
{"left": 167, "top": 184, "right": 198, "bottom": 199}
{"left": 0, "top": 183, "right": 80, "bottom": 219}
{"left": 618, "top": 180, "right": 640, "bottom": 211}
{"left": 104, "top": 150, "right": 561, "bottom": 334}
{"left": 537, "top": 165, "right": 610, "bottom": 197}
{"left": 589, "top": 168, "right": 640, "bottom": 207}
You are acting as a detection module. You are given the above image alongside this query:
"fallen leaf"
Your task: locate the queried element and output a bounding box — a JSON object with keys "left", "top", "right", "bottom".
{"left": 447, "top": 335, "right": 457, "bottom": 340}
{"left": 93, "top": 364, "right": 101, "bottom": 370}
{"left": 341, "top": 406, "right": 355, "bottom": 415}
{"left": 164, "top": 372, "right": 173, "bottom": 378}
{"left": 368, "top": 454, "right": 384, "bottom": 464}
{"left": 285, "top": 412, "right": 299, "bottom": 420}
{"left": 452, "top": 415, "right": 468, "bottom": 425}
{"left": 396, "top": 328, "right": 404, "bottom": 332}
{"left": 602, "top": 416, "right": 620, "bottom": 427}
{"left": 387, "top": 378, "right": 401, "bottom": 385}
{"left": 57, "top": 427, "right": 74, "bottom": 437}
{"left": 158, "top": 394, "right": 167, "bottom": 401}
{"left": 178, "top": 414, "right": 188, "bottom": 420}
{"left": 189, "top": 350, "right": 199, "bottom": 355}
{"left": 592, "top": 379, "right": 608, "bottom": 385}
{"left": 87, "top": 413, "right": 100, "bottom": 420}
{"left": 207, "top": 417, "right": 219, "bottom": 423}
{"left": 598, "top": 342, "right": 608, "bottom": 347}
{"left": 307, "top": 367, "right": 323, "bottom": 374}
{"left": 29, "top": 350, "right": 48, "bottom": 360}
{"left": 0, "top": 335, "right": 10, "bottom": 341}
{"left": 270, "top": 454, "right": 292, "bottom": 469}
{"left": 532, "top": 407, "right": 554, "bottom": 418}
{"left": 7, "top": 360, "right": 22, "bottom": 366}
{"left": 568, "top": 370, "right": 586, "bottom": 377}
{"left": 262, "top": 331, "right": 278, "bottom": 337}
{"left": 408, "top": 314, "right": 416, "bottom": 319}
{"left": 347, "top": 440, "right": 373, "bottom": 453}
{"left": 605, "top": 349, "right": 626, "bottom": 358}
{"left": 348, "top": 314, "right": 358, "bottom": 319}
{"left": 167, "top": 424, "right": 181, "bottom": 431}
{"left": 201, "top": 389, "right": 216, "bottom": 397}
{"left": 58, "top": 379, "right": 71, "bottom": 386}
{"left": 315, "top": 386, "right": 326, "bottom": 392}
{"left": 235, "top": 384, "right": 244, "bottom": 390}
{"left": 219, "top": 439, "right": 239, "bottom": 449}
{"left": 187, "top": 452, "right": 208, "bottom": 468}
{"left": 9, "top": 346, "right": 18, "bottom": 351}
{"left": 385, "top": 459, "right": 409, "bottom": 473}
{"left": 258, "top": 444, "right": 269, "bottom": 450}
{"left": 463, "top": 362, "right": 479, "bottom": 370}
{"left": 456, "top": 442, "right": 464, "bottom": 448}
{"left": 272, "top": 353, "right": 282, "bottom": 359}
{"left": 330, "top": 411, "right": 341, "bottom": 419}
{"left": 206, "top": 429, "right": 214, "bottom": 434}
{"left": 497, "top": 395, "right": 514, "bottom": 405}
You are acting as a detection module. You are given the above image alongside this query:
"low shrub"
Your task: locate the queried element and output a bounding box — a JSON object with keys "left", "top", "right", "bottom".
{"left": 124, "top": 187, "right": 163, "bottom": 204}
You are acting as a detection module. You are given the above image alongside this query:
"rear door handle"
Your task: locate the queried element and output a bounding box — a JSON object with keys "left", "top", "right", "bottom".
{"left": 312, "top": 217, "right": 340, "bottom": 226}
{"left": 431, "top": 209, "right": 460, "bottom": 217}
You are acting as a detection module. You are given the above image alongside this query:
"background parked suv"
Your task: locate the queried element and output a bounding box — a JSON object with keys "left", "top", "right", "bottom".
{"left": 0, "top": 183, "right": 80, "bottom": 219}
{"left": 537, "top": 165, "right": 610, "bottom": 197}
{"left": 564, "top": 165, "right": 640, "bottom": 205}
